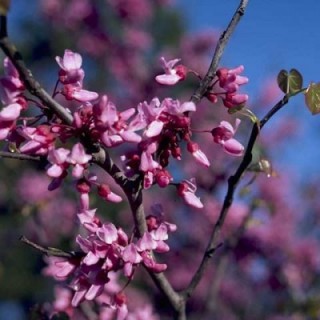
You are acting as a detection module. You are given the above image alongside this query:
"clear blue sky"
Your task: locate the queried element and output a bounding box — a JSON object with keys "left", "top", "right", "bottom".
{"left": 177, "top": 0, "right": 320, "bottom": 180}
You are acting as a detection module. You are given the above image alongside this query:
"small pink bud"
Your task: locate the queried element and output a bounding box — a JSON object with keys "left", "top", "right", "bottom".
{"left": 76, "top": 179, "right": 91, "bottom": 193}
{"left": 97, "top": 184, "right": 111, "bottom": 198}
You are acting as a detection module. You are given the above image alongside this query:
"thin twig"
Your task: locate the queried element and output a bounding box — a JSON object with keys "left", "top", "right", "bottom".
{"left": 182, "top": 90, "right": 302, "bottom": 299}
{"left": 0, "top": 15, "right": 73, "bottom": 125}
{"left": 20, "top": 235, "right": 83, "bottom": 259}
{"left": 0, "top": 150, "right": 40, "bottom": 161}
{"left": 191, "top": 0, "right": 249, "bottom": 104}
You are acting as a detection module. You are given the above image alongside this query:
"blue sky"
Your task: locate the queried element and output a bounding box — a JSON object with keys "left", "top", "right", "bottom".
{"left": 6, "top": 0, "right": 320, "bottom": 179}
{"left": 177, "top": 0, "right": 320, "bottom": 180}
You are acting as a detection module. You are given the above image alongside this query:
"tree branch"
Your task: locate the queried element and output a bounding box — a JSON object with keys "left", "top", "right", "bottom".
{"left": 0, "top": 15, "right": 73, "bottom": 125}
{"left": 0, "top": 150, "right": 40, "bottom": 161}
{"left": 182, "top": 91, "right": 301, "bottom": 299}
{"left": 191, "top": 0, "right": 249, "bottom": 104}
{"left": 0, "top": 12, "right": 182, "bottom": 316}
{"left": 20, "top": 235, "right": 83, "bottom": 259}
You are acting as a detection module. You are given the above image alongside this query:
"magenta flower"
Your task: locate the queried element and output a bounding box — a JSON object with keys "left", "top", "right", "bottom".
{"left": 211, "top": 119, "right": 244, "bottom": 156}
{"left": 96, "top": 223, "right": 118, "bottom": 244}
{"left": 215, "top": 65, "right": 249, "bottom": 108}
{"left": 122, "top": 243, "right": 143, "bottom": 277}
{"left": 217, "top": 65, "right": 248, "bottom": 93}
{"left": 67, "top": 143, "right": 92, "bottom": 178}
{"left": 97, "top": 184, "right": 122, "bottom": 203}
{"left": 56, "top": 49, "right": 85, "bottom": 85}
{"left": 177, "top": 178, "right": 203, "bottom": 209}
{"left": 0, "top": 58, "right": 25, "bottom": 105}
{"left": 187, "top": 141, "right": 210, "bottom": 167}
{"left": 155, "top": 57, "right": 187, "bottom": 86}
{"left": 0, "top": 103, "right": 22, "bottom": 140}
{"left": 136, "top": 98, "right": 165, "bottom": 138}
{"left": 93, "top": 95, "right": 141, "bottom": 147}
{"left": 62, "top": 84, "right": 98, "bottom": 102}
{"left": 47, "top": 147, "right": 70, "bottom": 178}
{"left": 19, "top": 125, "right": 56, "bottom": 155}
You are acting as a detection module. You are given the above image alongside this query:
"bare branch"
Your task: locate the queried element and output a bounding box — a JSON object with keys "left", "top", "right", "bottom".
{"left": 0, "top": 150, "right": 40, "bottom": 161}
{"left": 20, "top": 235, "right": 83, "bottom": 259}
{"left": 191, "top": 0, "right": 249, "bottom": 104}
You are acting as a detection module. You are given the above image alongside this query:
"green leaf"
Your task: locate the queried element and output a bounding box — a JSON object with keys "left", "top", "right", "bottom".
{"left": 277, "top": 68, "right": 303, "bottom": 94}
{"left": 288, "top": 68, "right": 303, "bottom": 93}
{"left": 305, "top": 82, "right": 320, "bottom": 115}
{"left": 277, "top": 69, "right": 289, "bottom": 93}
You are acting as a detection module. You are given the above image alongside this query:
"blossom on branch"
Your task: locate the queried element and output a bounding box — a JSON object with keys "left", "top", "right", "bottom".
{"left": 177, "top": 178, "right": 203, "bottom": 209}
{"left": 211, "top": 119, "right": 244, "bottom": 156}
{"left": 155, "top": 57, "right": 187, "bottom": 86}
{"left": 56, "top": 49, "right": 98, "bottom": 102}
{"left": 207, "top": 65, "right": 249, "bottom": 109}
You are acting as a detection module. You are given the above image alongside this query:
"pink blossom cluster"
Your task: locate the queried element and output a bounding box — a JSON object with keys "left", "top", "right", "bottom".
{"left": 154, "top": 57, "right": 249, "bottom": 110}
{"left": 44, "top": 203, "right": 176, "bottom": 314}
{"left": 55, "top": 49, "right": 98, "bottom": 102}
{"left": 0, "top": 58, "right": 27, "bottom": 139}
{"left": 0, "top": 50, "right": 247, "bottom": 212}
{"left": 214, "top": 65, "right": 249, "bottom": 108}
{"left": 0, "top": 49, "right": 249, "bottom": 317}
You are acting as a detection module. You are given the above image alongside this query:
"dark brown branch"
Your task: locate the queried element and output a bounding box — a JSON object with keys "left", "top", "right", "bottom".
{"left": 182, "top": 90, "right": 302, "bottom": 299}
{"left": 0, "top": 150, "right": 40, "bottom": 161}
{"left": 92, "top": 129, "right": 183, "bottom": 316}
{"left": 0, "top": 15, "right": 73, "bottom": 125}
{"left": 191, "top": 0, "right": 249, "bottom": 104}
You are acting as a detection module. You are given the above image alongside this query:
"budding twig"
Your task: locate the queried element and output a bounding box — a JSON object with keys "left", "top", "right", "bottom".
{"left": 20, "top": 235, "right": 83, "bottom": 259}
{"left": 191, "top": 0, "right": 249, "bottom": 104}
{"left": 183, "top": 90, "right": 302, "bottom": 299}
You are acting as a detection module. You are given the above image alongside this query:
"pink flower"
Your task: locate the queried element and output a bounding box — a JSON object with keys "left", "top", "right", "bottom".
{"left": 96, "top": 223, "right": 118, "bottom": 244}
{"left": 177, "top": 178, "right": 203, "bottom": 209}
{"left": 215, "top": 65, "right": 249, "bottom": 108}
{"left": 155, "top": 57, "right": 187, "bottom": 86}
{"left": 0, "top": 58, "right": 25, "bottom": 106}
{"left": 97, "top": 184, "right": 122, "bottom": 203}
{"left": 62, "top": 84, "right": 98, "bottom": 102}
{"left": 136, "top": 98, "right": 164, "bottom": 138}
{"left": 56, "top": 49, "right": 85, "bottom": 85}
{"left": 93, "top": 95, "right": 141, "bottom": 147}
{"left": 56, "top": 50, "right": 99, "bottom": 103}
{"left": 47, "top": 147, "right": 70, "bottom": 178}
{"left": 187, "top": 141, "right": 210, "bottom": 167}
{"left": 18, "top": 125, "right": 56, "bottom": 155}
{"left": 67, "top": 143, "right": 92, "bottom": 178}
{"left": 217, "top": 65, "right": 248, "bottom": 92}
{"left": 0, "top": 103, "right": 22, "bottom": 140}
{"left": 77, "top": 208, "right": 100, "bottom": 232}
{"left": 122, "top": 243, "right": 143, "bottom": 277}
{"left": 211, "top": 119, "right": 244, "bottom": 156}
